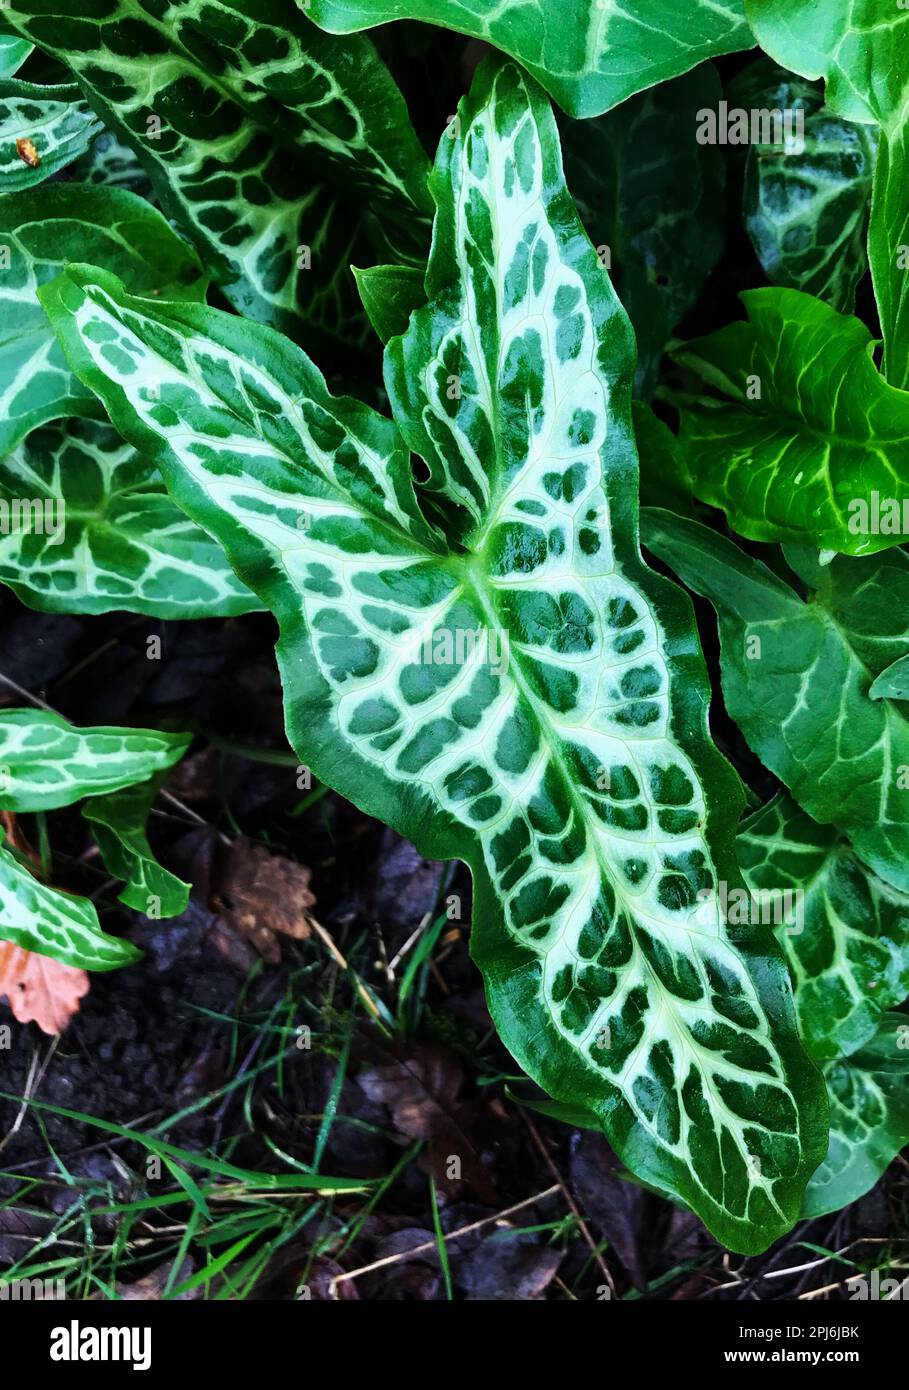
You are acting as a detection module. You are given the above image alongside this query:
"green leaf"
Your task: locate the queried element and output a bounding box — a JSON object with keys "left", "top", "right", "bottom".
{"left": 738, "top": 793, "right": 909, "bottom": 1062}
{"left": 307, "top": 0, "right": 752, "bottom": 119}
{"left": 0, "top": 418, "right": 258, "bottom": 618}
{"left": 353, "top": 262, "right": 425, "bottom": 344}
{"left": 745, "top": 0, "right": 905, "bottom": 128}
{"left": 0, "top": 0, "right": 431, "bottom": 346}
{"left": 562, "top": 64, "right": 726, "bottom": 396}
{"left": 731, "top": 60, "right": 876, "bottom": 313}
{"left": 0, "top": 709, "right": 190, "bottom": 812}
{"left": 83, "top": 778, "right": 190, "bottom": 919}
{"left": 641, "top": 509, "right": 909, "bottom": 894}
{"left": 0, "top": 183, "right": 206, "bottom": 455}
{"left": 0, "top": 34, "right": 32, "bottom": 77}
{"left": 869, "top": 123, "right": 909, "bottom": 393}
{"left": 803, "top": 1013, "right": 909, "bottom": 1219}
{"left": 0, "top": 80, "right": 103, "bottom": 192}
{"left": 71, "top": 128, "right": 154, "bottom": 198}
{"left": 0, "top": 831, "right": 140, "bottom": 970}
{"left": 671, "top": 288, "right": 909, "bottom": 556}
{"left": 633, "top": 402, "right": 697, "bottom": 518}
{"left": 870, "top": 654, "right": 909, "bottom": 702}
{"left": 745, "top": 1, "right": 909, "bottom": 391}
{"left": 41, "top": 58, "right": 829, "bottom": 1255}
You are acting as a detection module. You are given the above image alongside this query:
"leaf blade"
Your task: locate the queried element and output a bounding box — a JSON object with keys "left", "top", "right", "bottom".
{"left": 41, "top": 59, "right": 829, "bottom": 1255}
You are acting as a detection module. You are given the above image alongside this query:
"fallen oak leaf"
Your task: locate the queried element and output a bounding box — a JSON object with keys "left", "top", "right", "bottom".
{"left": 357, "top": 1041, "right": 501, "bottom": 1205}
{"left": 212, "top": 837, "right": 314, "bottom": 964}
{"left": 0, "top": 939, "right": 89, "bottom": 1034}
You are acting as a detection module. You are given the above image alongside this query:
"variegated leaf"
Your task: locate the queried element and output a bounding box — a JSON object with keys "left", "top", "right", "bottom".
{"left": 0, "top": 33, "right": 32, "bottom": 77}
{"left": 41, "top": 58, "right": 828, "bottom": 1254}
{"left": 0, "top": 183, "right": 206, "bottom": 455}
{"left": 307, "top": 0, "right": 753, "bottom": 118}
{"left": 562, "top": 64, "right": 726, "bottom": 397}
{"left": 746, "top": 0, "right": 909, "bottom": 391}
{"left": 0, "top": 0, "right": 431, "bottom": 346}
{"left": 71, "top": 128, "right": 154, "bottom": 198}
{"left": 803, "top": 1013, "right": 909, "bottom": 1219}
{"left": 738, "top": 793, "right": 909, "bottom": 1063}
{"left": 641, "top": 510, "right": 909, "bottom": 895}
{"left": 0, "top": 831, "right": 140, "bottom": 970}
{"left": 0, "top": 80, "right": 103, "bottom": 192}
{"left": 0, "top": 418, "right": 258, "bottom": 617}
{"left": 0, "top": 709, "right": 190, "bottom": 812}
{"left": 730, "top": 60, "right": 877, "bottom": 314}
{"left": 83, "top": 777, "right": 189, "bottom": 918}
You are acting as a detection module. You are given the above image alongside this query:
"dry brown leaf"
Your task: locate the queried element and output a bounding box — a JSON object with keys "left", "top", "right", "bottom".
{"left": 0, "top": 939, "right": 89, "bottom": 1034}
{"left": 15, "top": 137, "right": 40, "bottom": 168}
{"left": 115, "top": 1256, "right": 197, "bottom": 1300}
{"left": 212, "top": 837, "right": 315, "bottom": 963}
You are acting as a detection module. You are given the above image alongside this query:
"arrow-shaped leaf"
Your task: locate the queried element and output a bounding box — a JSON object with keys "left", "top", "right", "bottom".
{"left": 40, "top": 57, "right": 828, "bottom": 1253}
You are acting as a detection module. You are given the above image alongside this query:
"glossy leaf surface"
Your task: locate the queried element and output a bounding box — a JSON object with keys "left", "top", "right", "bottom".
{"left": 41, "top": 59, "right": 829, "bottom": 1253}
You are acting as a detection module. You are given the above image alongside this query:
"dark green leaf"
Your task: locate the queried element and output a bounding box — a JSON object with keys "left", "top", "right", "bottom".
{"left": 642, "top": 508, "right": 909, "bottom": 894}
{"left": 307, "top": 0, "right": 752, "bottom": 118}
{"left": 563, "top": 65, "right": 726, "bottom": 396}
{"left": 353, "top": 262, "right": 425, "bottom": 344}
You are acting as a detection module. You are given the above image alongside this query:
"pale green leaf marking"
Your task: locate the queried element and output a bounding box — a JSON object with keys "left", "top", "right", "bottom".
{"left": 738, "top": 793, "right": 909, "bottom": 1062}
{"left": 803, "top": 1013, "right": 909, "bottom": 1219}
{"left": 0, "top": 0, "right": 431, "bottom": 346}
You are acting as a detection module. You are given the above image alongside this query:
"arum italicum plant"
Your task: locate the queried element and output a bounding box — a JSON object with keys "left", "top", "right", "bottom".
{"left": 2, "top": 0, "right": 909, "bottom": 1258}
{"left": 37, "top": 58, "right": 830, "bottom": 1255}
